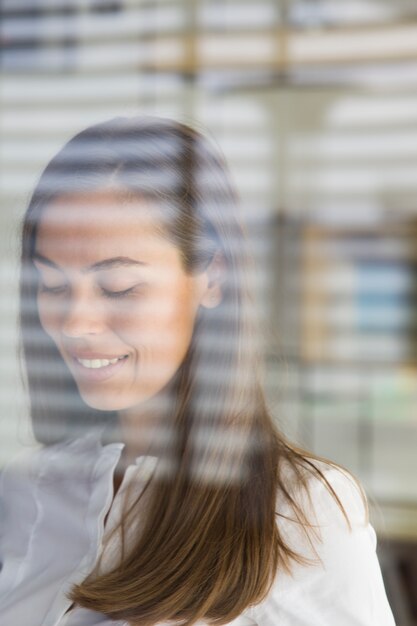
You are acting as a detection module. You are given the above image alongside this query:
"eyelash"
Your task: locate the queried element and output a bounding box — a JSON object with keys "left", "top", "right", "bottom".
{"left": 39, "top": 284, "right": 136, "bottom": 299}
{"left": 103, "top": 287, "right": 136, "bottom": 300}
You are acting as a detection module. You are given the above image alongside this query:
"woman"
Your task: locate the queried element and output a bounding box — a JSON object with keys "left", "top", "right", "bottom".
{"left": 0, "top": 116, "right": 394, "bottom": 625}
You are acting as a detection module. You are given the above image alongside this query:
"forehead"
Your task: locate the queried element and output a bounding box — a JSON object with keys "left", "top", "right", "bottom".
{"left": 36, "top": 190, "right": 170, "bottom": 261}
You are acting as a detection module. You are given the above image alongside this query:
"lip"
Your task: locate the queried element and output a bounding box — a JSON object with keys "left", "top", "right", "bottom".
{"left": 69, "top": 351, "right": 129, "bottom": 360}
{"left": 70, "top": 354, "right": 129, "bottom": 382}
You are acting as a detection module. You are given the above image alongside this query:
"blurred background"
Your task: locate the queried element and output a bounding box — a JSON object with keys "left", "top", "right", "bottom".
{"left": 0, "top": 1, "right": 416, "bottom": 623}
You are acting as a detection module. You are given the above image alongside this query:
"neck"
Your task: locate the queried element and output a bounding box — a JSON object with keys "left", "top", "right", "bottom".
{"left": 116, "top": 391, "right": 174, "bottom": 467}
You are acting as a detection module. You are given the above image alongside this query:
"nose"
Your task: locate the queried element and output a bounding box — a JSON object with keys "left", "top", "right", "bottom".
{"left": 61, "top": 292, "right": 106, "bottom": 338}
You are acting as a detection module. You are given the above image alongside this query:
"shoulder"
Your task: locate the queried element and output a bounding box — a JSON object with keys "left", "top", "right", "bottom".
{"left": 283, "top": 459, "right": 368, "bottom": 529}
{"left": 0, "top": 431, "right": 116, "bottom": 511}
{"left": 250, "top": 459, "right": 396, "bottom": 626}
{"left": 273, "top": 459, "right": 370, "bottom": 574}
{"left": 0, "top": 443, "right": 47, "bottom": 567}
{"left": 0, "top": 431, "right": 121, "bottom": 562}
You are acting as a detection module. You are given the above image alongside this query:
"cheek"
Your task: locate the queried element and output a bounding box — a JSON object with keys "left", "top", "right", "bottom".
{"left": 112, "top": 294, "right": 197, "bottom": 357}
{"left": 37, "top": 295, "right": 63, "bottom": 338}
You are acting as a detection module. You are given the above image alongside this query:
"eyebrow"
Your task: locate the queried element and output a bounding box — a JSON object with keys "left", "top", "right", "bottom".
{"left": 33, "top": 253, "right": 147, "bottom": 273}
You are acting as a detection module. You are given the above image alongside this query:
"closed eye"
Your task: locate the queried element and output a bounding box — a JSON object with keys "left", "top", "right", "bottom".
{"left": 38, "top": 283, "right": 145, "bottom": 299}
{"left": 101, "top": 286, "right": 137, "bottom": 299}
{"left": 39, "top": 285, "right": 137, "bottom": 298}
{"left": 39, "top": 284, "right": 67, "bottom": 295}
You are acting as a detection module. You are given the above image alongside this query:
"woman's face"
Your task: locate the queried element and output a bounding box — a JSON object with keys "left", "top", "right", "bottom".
{"left": 34, "top": 190, "right": 212, "bottom": 413}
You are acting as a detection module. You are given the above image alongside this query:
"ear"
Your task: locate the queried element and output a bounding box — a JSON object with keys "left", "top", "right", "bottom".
{"left": 200, "top": 251, "right": 226, "bottom": 309}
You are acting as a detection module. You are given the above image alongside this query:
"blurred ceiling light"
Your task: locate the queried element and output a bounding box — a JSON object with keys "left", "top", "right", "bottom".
{"left": 197, "top": 100, "right": 267, "bottom": 126}
{"left": 0, "top": 0, "right": 167, "bottom": 10}
{"left": 1, "top": 14, "right": 75, "bottom": 42}
{"left": 305, "top": 367, "right": 364, "bottom": 393}
{"left": 77, "top": 7, "right": 185, "bottom": 38}
{"left": 290, "top": 24, "right": 417, "bottom": 63}
{"left": 326, "top": 335, "right": 407, "bottom": 361}
{"left": 199, "top": 34, "right": 276, "bottom": 64}
{"left": 0, "top": 141, "right": 63, "bottom": 164}
{"left": 0, "top": 71, "right": 183, "bottom": 106}
{"left": 1, "top": 108, "right": 134, "bottom": 133}
{"left": 327, "top": 96, "right": 417, "bottom": 126}
{"left": 308, "top": 202, "right": 383, "bottom": 226}
{"left": 232, "top": 168, "right": 272, "bottom": 192}
{"left": 289, "top": 0, "right": 401, "bottom": 27}
{"left": 308, "top": 238, "right": 412, "bottom": 263}
{"left": 288, "top": 61, "right": 417, "bottom": 88}
{"left": 290, "top": 131, "right": 417, "bottom": 159}
{"left": 290, "top": 165, "right": 417, "bottom": 192}
{"left": 217, "top": 136, "right": 273, "bottom": 159}
{"left": 198, "top": 2, "right": 277, "bottom": 30}
{"left": 197, "top": 69, "right": 281, "bottom": 93}
{"left": 0, "top": 74, "right": 146, "bottom": 103}
{"left": 1, "top": 0, "right": 74, "bottom": 11}
{"left": 77, "top": 39, "right": 184, "bottom": 70}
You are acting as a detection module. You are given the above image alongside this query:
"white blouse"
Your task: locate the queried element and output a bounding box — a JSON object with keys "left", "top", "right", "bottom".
{"left": 0, "top": 431, "right": 396, "bottom": 626}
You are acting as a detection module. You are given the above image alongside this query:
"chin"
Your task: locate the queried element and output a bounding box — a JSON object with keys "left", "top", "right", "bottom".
{"left": 78, "top": 389, "right": 132, "bottom": 413}
{"left": 78, "top": 387, "right": 159, "bottom": 414}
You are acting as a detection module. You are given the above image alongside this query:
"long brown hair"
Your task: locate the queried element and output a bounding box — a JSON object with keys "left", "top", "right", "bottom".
{"left": 19, "top": 116, "right": 356, "bottom": 625}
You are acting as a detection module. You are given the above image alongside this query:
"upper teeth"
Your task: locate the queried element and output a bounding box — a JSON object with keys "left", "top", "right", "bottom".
{"left": 77, "top": 357, "right": 125, "bottom": 369}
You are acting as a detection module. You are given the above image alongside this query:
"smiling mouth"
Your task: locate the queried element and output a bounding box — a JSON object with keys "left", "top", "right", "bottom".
{"left": 75, "top": 355, "right": 128, "bottom": 369}
{"left": 70, "top": 353, "right": 130, "bottom": 383}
